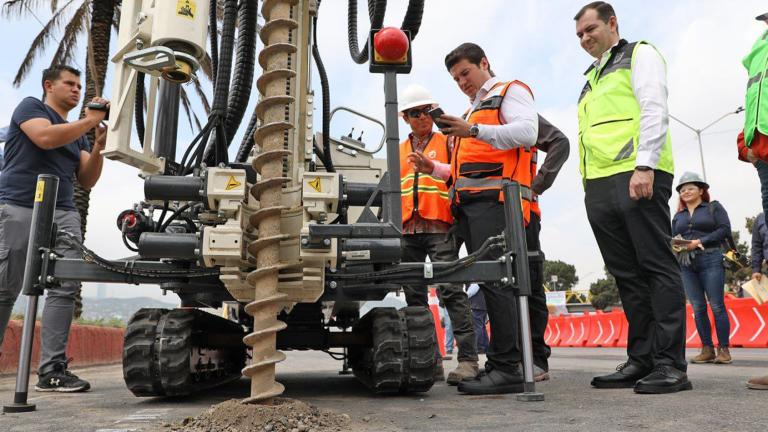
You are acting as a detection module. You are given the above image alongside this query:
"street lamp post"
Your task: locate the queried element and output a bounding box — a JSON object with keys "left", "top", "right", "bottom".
{"left": 670, "top": 106, "right": 744, "bottom": 181}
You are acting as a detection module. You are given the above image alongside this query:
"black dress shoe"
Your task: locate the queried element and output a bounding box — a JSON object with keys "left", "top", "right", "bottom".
{"left": 457, "top": 365, "right": 524, "bottom": 395}
{"left": 591, "top": 362, "right": 652, "bottom": 389}
{"left": 634, "top": 365, "right": 693, "bottom": 394}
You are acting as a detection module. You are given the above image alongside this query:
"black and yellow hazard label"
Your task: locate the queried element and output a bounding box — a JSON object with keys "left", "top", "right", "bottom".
{"left": 225, "top": 176, "right": 242, "bottom": 191}
{"left": 308, "top": 177, "right": 322, "bottom": 193}
{"left": 35, "top": 180, "right": 45, "bottom": 202}
{"left": 177, "top": 0, "right": 196, "bottom": 19}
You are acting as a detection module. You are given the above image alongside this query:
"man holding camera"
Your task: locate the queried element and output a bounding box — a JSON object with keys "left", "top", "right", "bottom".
{"left": 0, "top": 65, "right": 108, "bottom": 392}
{"left": 398, "top": 84, "right": 479, "bottom": 385}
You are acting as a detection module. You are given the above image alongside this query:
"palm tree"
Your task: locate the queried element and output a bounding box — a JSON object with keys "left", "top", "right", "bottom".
{"left": 2, "top": 1, "right": 217, "bottom": 316}
{"left": 2, "top": 0, "right": 213, "bottom": 238}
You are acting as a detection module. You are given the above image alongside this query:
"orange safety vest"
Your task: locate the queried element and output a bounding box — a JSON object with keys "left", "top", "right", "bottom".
{"left": 400, "top": 132, "right": 454, "bottom": 225}
{"left": 530, "top": 146, "right": 541, "bottom": 218}
{"left": 450, "top": 81, "right": 534, "bottom": 225}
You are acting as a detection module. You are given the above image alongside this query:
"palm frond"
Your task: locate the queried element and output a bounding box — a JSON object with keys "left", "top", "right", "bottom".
{"left": 49, "top": 0, "right": 89, "bottom": 68}
{"left": 180, "top": 86, "right": 203, "bottom": 133}
{"left": 199, "top": 53, "right": 213, "bottom": 83}
{"left": 2, "top": 0, "right": 48, "bottom": 18}
{"left": 112, "top": 2, "right": 120, "bottom": 31}
{"left": 11, "top": 0, "right": 79, "bottom": 86}
{"left": 191, "top": 78, "right": 211, "bottom": 115}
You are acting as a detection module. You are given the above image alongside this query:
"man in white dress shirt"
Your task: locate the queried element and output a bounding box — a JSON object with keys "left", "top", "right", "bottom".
{"left": 574, "top": 1, "right": 690, "bottom": 394}
{"left": 408, "top": 42, "right": 538, "bottom": 394}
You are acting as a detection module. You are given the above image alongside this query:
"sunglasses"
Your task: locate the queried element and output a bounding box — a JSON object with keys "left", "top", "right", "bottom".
{"left": 405, "top": 107, "right": 431, "bottom": 119}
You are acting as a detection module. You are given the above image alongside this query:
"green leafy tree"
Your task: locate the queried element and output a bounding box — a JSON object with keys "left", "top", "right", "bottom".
{"left": 543, "top": 260, "right": 579, "bottom": 291}
{"left": 589, "top": 267, "right": 620, "bottom": 310}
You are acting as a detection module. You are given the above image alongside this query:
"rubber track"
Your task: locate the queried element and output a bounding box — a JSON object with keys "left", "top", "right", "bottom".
{"left": 350, "top": 307, "right": 436, "bottom": 394}
{"left": 122, "top": 308, "right": 245, "bottom": 397}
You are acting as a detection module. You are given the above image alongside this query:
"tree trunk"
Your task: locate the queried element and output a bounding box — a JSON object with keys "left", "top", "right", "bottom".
{"left": 73, "top": 0, "right": 116, "bottom": 317}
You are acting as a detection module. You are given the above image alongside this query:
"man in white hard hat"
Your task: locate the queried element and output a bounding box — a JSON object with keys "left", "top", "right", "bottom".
{"left": 398, "top": 84, "right": 479, "bottom": 385}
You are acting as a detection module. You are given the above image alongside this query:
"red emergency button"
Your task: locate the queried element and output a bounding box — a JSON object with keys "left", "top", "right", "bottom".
{"left": 373, "top": 27, "right": 409, "bottom": 63}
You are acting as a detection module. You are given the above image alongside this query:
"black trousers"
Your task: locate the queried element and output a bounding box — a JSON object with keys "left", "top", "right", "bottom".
{"left": 401, "top": 233, "right": 478, "bottom": 362}
{"left": 585, "top": 171, "right": 687, "bottom": 371}
{"left": 526, "top": 213, "right": 551, "bottom": 371}
{"left": 456, "top": 201, "right": 521, "bottom": 373}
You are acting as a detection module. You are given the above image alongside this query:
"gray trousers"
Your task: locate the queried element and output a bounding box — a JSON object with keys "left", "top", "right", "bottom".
{"left": 401, "top": 233, "right": 478, "bottom": 362}
{"left": 0, "top": 203, "right": 82, "bottom": 374}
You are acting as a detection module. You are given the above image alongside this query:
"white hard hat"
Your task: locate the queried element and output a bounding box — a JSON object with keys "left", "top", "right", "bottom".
{"left": 398, "top": 84, "right": 437, "bottom": 112}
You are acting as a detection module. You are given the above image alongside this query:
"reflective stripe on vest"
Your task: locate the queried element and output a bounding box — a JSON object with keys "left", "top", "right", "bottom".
{"left": 577, "top": 40, "right": 674, "bottom": 180}
{"left": 451, "top": 80, "right": 534, "bottom": 224}
{"left": 400, "top": 133, "right": 453, "bottom": 225}
{"left": 743, "top": 30, "right": 768, "bottom": 147}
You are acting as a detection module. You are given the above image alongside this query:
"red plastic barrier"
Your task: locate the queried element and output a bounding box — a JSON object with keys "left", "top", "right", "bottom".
{"left": 544, "top": 316, "right": 564, "bottom": 347}
{"left": 585, "top": 311, "right": 623, "bottom": 347}
{"left": 684, "top": 303, "right": 704, "bottom": 348}
{"left": 1, "top": 320, "right": 124, "bottom": 375}
{"left": 560, "top": 314, "right": 589, "bottom": 347}
{"left": 724, "top": 298, "right": 768, "bottom": 348}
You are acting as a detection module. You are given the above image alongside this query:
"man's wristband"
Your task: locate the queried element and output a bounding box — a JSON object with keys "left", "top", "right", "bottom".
{"left": 635, "top": 165, "right": 652, "bottom": 172}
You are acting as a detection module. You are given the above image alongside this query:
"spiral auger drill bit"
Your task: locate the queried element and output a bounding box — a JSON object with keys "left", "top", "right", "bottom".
{"left": 242, "top": 0, "right": 299, "bottom": 404}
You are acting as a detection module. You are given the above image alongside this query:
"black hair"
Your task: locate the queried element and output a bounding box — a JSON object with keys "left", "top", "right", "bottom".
{"left": 41, "top": 65, "right": 81, "bottom": 95}
{"left": 444, "top": 42, "right": 495, "bottom": 77}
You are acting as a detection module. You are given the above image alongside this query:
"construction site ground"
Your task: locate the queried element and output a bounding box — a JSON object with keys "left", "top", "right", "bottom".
{"left": 1, "top": 347, "right": 766, "bottom": 432}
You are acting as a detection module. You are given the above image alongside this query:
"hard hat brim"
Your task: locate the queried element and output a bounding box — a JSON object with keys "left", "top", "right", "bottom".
{"left": 675, "top": 181, "right": 709, "bottom": 193}
{"left": 399, "top": 99, "right": 437, "bottom": 113}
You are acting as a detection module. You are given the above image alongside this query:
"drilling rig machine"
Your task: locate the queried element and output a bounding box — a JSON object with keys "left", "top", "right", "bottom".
{"left": 5, "top": 0, "right": 543, "bottom": 410}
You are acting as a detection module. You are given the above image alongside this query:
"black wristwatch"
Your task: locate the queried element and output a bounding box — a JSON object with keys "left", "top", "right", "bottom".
{"left": 635, "top": 165, "right": 652, "bottom": 172}
{"left": 469, "top": 124, "right": 479, "bottom": 137}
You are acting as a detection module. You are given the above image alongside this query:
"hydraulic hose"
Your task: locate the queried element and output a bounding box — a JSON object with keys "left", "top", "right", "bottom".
{"left": 347, "top": 0, "right": 386, "bottom": 64}
{"left": 201, "top": 0, "right": 238, "bottom": 166}
{"left": 235, "top": 109, "right": 258, "bottom": 162}
{"left": 209, "top": 0, "right": 219, "bottom": 85}
{"left": 312, "top": 2, "right": 335, "bottom": 172}
{"left": 224, "top": 0, "right": 259, "bottom": 146}
{"left": 134, "top": 72, "right": 145, "bottom": 145}
{"left": 347, "top": 0, "right": 425, "bottom": 64}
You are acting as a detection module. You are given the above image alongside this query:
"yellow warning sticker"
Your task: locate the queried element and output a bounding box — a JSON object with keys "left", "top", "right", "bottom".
{"left": 34, "top": 180, "right": 45, "bottom": 202}
{"left": 225, "top": 176, "right": 242, "bottom": 191}
{"left": 177, "top": 0, "right": 196, "bottom": 19}
{"left": 308, "top": 177, "right": 322, "bottom": 193}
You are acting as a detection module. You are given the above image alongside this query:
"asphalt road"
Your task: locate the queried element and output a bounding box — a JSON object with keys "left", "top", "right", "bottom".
{"left": 1, "top": 348, "right": 767, "bottom": 432}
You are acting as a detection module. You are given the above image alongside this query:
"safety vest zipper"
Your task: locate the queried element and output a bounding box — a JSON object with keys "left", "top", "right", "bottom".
{"left": 590, "top": 118, "right": 633, "bottom": 127}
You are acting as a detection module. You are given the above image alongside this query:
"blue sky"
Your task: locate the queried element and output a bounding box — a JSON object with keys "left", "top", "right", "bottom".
{"left": 1, "top": 0, "right": 767, "bottom": 300}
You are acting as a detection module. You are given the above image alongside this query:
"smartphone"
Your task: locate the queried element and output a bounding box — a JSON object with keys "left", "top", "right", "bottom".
{"left": 428, "top": 107, "right": 448, "bottom": 128}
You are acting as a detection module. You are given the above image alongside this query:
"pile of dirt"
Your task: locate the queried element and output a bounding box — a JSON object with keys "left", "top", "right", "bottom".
{"left": 161, "top": 398, "right": 353, "bottom": 432}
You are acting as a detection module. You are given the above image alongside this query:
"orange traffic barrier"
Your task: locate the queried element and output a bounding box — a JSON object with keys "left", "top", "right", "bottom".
{"left": 428, "top": 288, "right": 446, "bottom": 357}
{"left": 723, "top": 298, "right": 768, "bottom": 347}
{"left": 544, "top": 316, "right": 564, "bottom": 347}
{"left": 584, "top": 311, "right": 623, "bottom": 347}
{"left": 560, "top": 314, "right": 589, "bottom": 347}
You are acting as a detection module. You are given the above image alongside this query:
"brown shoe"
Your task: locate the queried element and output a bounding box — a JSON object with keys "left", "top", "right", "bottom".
{"left": 691, "top": 345, "right": 715, "bottom": 364}
{"left": 434, "top": 357, "right": 445, "bottom": 381}
{"left": 747, "top": 375, "right": 768, "bottom": 390}
{"left": 446, "top": 360, "right": 479, "bottom": 385}
{"left": 714, "top": 347, "right": 732, "bottom": 364}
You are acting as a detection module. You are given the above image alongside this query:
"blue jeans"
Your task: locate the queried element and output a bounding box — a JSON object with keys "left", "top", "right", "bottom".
{"left": 755, "top": 160, "right": 768, "bottom": 219}
{"left": 471, "top": 309, "right": 489, "bottom": 353}
{"left": 440, "top": 306, "right": 455, "bottom": 354}
{"left": 681, "top": 250, "right": 730, "bottom": 347}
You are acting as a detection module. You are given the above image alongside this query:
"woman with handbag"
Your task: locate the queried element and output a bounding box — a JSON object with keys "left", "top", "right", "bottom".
{"left": 672, "top": 172, "right": 733, "bottom": 364}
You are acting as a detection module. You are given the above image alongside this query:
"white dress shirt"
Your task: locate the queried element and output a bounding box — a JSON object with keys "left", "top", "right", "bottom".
{"left": 471, "top": 77, "right": 539, "bottom": 151}
{"left": 595, "top": 42, "right": 669, "bottom": 169}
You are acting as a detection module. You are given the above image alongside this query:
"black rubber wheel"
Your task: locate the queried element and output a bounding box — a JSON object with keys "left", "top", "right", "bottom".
{"left": 122, "top": 308, "right": 246, "bottom": 397}
{"left": 349, "top": 306, "right": 436, "bottom": 394}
